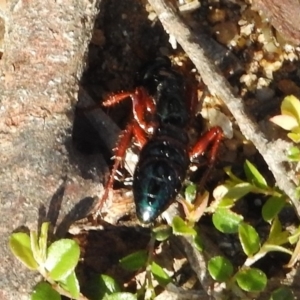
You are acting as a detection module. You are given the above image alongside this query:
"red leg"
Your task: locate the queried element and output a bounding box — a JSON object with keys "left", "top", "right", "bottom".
{"left": 186, "top": 81, "right": 199, "bottom": 116}
{"left": 103, "top": 87, "right": 157, "bottom": 135}
{"left": 189, "top": 126, "right": 223, "bottom": 165}
{"left": 93, "top": 119, "right": 149, "bottom": 216}
{"left": 190, "top": 126, "right": 223, "bottom": 191}
{"left": 132, "top": 120, "right": 148, "bottom": 148}
{"left": 131, "top": 87, "right": 156, "bottom": 134}
{"left": 102, "top": 91, "right": 133, "bottom": 106}
{"left": 93, "top": 122, "right": 134, "bottom": 214}
{"left": 93, "top": 87, "right": 156, "bottom": 217}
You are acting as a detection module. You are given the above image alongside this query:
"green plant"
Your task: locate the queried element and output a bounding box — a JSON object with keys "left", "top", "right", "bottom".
{"left": 9, "top": 158, "right": 300, "bottom": 299}
{"left": 205, "top": 159, "right": 298, "bottom": 298}
{"left": 119, "top": 217, "right": 203, "bottom": 300}
{"left": 270, "top": 94, "right": 300, "bottom": 160}
{"left": 9, "top": 223, "right": 136, "bottom": 300}
{"left": 9, "top": 222, "right": 81, "bottom": 299}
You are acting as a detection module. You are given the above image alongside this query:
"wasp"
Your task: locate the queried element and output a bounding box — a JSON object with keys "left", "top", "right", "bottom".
{"left": 94, "top": 57, "right": 223, "bottom": 224}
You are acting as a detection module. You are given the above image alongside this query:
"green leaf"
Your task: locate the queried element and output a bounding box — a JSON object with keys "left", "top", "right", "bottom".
{"left": 288, "top": 226, "right": 300, "bottom": 245}
{"left": 212, "top": 208, "right": 243, "bottom": 233}
{"left": 281, "top": 95, "right": 300, "bottom": 123}
{"left": 208, "top": 256, "right": 233, "bottom": 282}
{"left": 59, "top": 271, "right": 80, "bottom": 299}
{"left": 39, "top": 222, "right": 49, "bottom": 262}
{"left": 287, "top": 132, "right": 300, "bottom": 143}
{"left": 172, "top": 216, "right": 196, "bottom": 236}
{"left": 224, "top": 166, "right": 244, "bottom": 184}
{"left": 238, "top": 222, "right": 260, "bottom": 256}
{"left": 218, "top": 197, "right": 235, "bottom": 208}
{"left": 100, "top": 274, "right": 121, "bottom": 294}
{"left": 269, "top": 216, "right": 282, "bottom": 239}
{"left": 30, "top": 231, "right": 40, "bottom": 265}
{"left": 262, "top": 244, "right": 292, "bottom": 255}
{"left": 82, "top": 274, "right": 121, "bottom": 300}
{"left": 31, "top": 282, "right": 61, "bottom": 300}
{"left": 223, "top": 182, "right": 253, "bottom": 201}
{"left": 105, "top": 293, "right": 137, "bottom": 300}
{"left": 119, "top": 250, "right": 147, "bottom": 271}
{"left": 270, "top": 286, "right": 294, "bottom": 300}
{"left": 287, "top": 146, "right": 300, "bottom": 161}
{"left": 244, "top": 160, "right": 268, "bottom": 190}
{"left": 236, "top": 268, "right": 267, "bottom": 292}
{"left": 262, "top": 196, "right": 286, "bottom": 222}
{"left": 151, "top": 262, "right": 172, "bottom": 286}
{"left": 268, "top": 217, "right": 289, "bottom": 246}
{"left": 192, "top": 232, "right": 204, "bottom": 251}
{"left": 45, "top": 239, "right": 80, "bottom": 281}
{"left": 185, "top": 183, "right": 197, "bottom": 203}
{"left": 152, "top": 225, "right": 172, "bottom": 242}
{"left": 9, "top": 232, "right": 38, "bottom": 270}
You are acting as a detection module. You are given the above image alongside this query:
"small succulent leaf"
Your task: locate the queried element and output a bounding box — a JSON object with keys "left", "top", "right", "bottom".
{"left": 100, "top": 274, "right": 121, "bottom": 294}
{"left": 262, "top": 244, "right": 292, "bottom": 256}
{"left": 39, "top": 222, "right": 49, "bottom": 262}
{"left": 236, "top": 268, "right": 267, "bottom": 292}
{"left": 172, "top": 216, "right": 197, "bottom": 236}
{"left": 244, "top": 160, "right": 268, "bottom": 189}
{"left": 224, "top": 166, "right": 244, "bottom": 184}
{"left": 9, "top": 232, "right": 38, "bottom": 270}
{"left": 287, "top": 146, "right": 300, "bottom": 161}
{"left": 223, "top": 182, "right": 253, "bottom": 201}
{"left": 208, "top": 256, "right": 233, "bottom": 282}
{"left": 270, "top": 115, "right": 298, "bottom": 130}
{"left": 212, "top": 208, "right": 243, "bottom": 233}
{"left": 281, "top": 95, "right": 300, "bottom": 123}
{"left": 288, "top": 226, "right": 300, "bottom": 245}
{"left": 81, "top": 274, "right": 121, "bottom": 300}
{"left": 286, "top": 235, "right": 300, "bottom": 268}
{"left": 151, "top": 261, "right": 172, "bottom": 286}
{"left": 287, "top": 132, "right": 300, "bottom": 143}
{"left": 193, "top": 232, "right": 204, "bottom": 251}
{"left": 58, "top": 271, "right": 80, "bottom": 299}
{"left": 262, "top": 196, "right": 286, "bottom": 222}
{"left": 291, "top": 126, "right": 300, "bottom": 133}
{"left": 213, "top": 184, "right": 230, "bottom": 201}
{"left": 238, "top": 222, "right": 260, "bottom": 256}
{"left": 119, "top": 250, "right": 147, "bottom": 271}
{"left": 270, "top": 287, "right": 294, "bottom": 300}
{"left": 268, "top": 217, "right": 290, "bottom": 245}
{"left": 268, "top": 229, "right": 290, "bottom": 246}
{"left": 185, "top": 183, "right": 197, "bottom": 203}
{"left": 270, "top": 231, "right": 290, "bottom": 246}
{"left": 104, "top": 293, "right": 137, "bottom": 300}
{"left": 152, "top": 225, "right": 172, "bottom": 242}
{"left": 30, "top": 231, "right": 41, "bottom": 265}
{"left": 217, "top": 198, "right": 235, "bottom": 208}
{"left": 45, "top": 239, "right": 80, "bottom": 281}
{"left": 31, "top": 282, "right": 61, "bottom": 300}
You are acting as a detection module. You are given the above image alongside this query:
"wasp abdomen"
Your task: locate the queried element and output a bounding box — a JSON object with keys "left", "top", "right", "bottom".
{"left": 133, "top": 125, "right": 189, "bottom": 223}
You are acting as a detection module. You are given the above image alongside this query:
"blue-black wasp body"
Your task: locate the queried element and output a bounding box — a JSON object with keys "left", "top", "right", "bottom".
{"left": 133, "top": 57, "right": 190, "bottom": 223}
{"left": 96, "top": 57, "right": 223, "bottom": 224}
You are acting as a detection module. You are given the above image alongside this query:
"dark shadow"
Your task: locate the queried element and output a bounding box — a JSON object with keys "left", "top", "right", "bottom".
{"left": 68, "top": 0, "right": 168, "bottom": 178}
{"left": 36, "top": 177, "right": 67, "bottom": 239}
{"left": 55, "top": 196, "right": 95, "bottom": 238}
